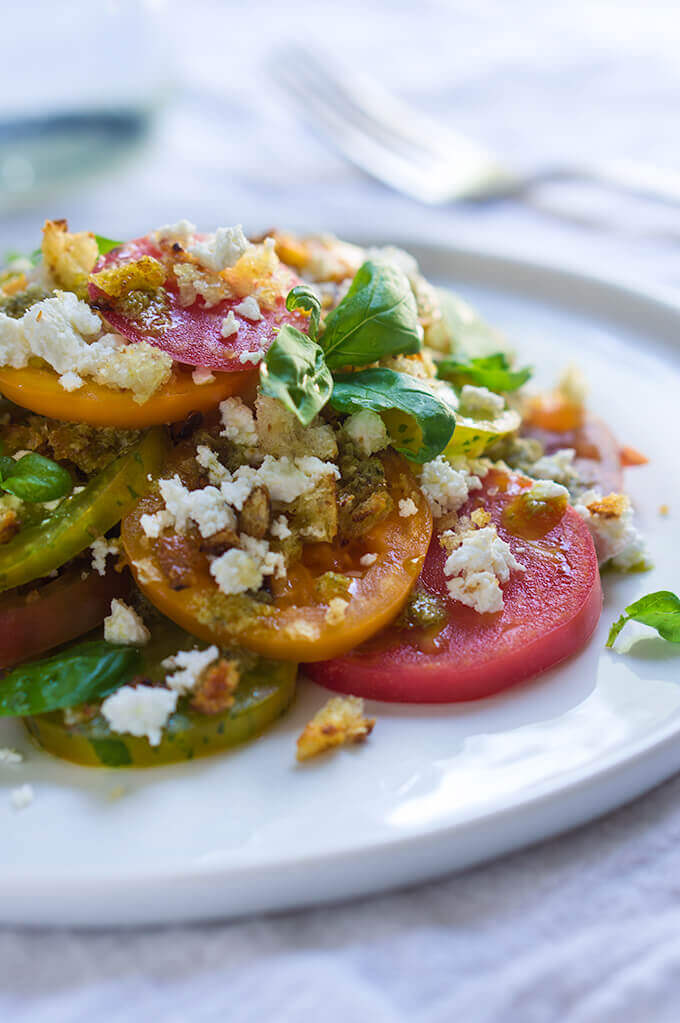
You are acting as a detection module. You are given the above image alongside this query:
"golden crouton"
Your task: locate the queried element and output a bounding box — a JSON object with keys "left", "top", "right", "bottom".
{"left": 255, "top": 393, "right": 337, "bottom": 460}
{"left": 296, "top": 696, "right": 375, "bottom": 761}
{"left": 470, "top": 507, "right": 491, "bottom": 527}
{"left": 42, "top": 219, "right": 99, "bottom": 295}
{"left": 585, "top": 493, "right": 628, "bottom": 519}
{"left": 90, "top": 255, "right": 166, "bottom": 299}
{"left": 190, "top": 659, "right": 240, "bottom": 715}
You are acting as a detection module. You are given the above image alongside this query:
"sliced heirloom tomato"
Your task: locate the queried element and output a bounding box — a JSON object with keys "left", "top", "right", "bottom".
{"left": 121, "top": 451, "right": 433, "bottom": 662}
{"left": 307, "top": 469, "right": 602, "bottom": 702}
{"left": 24, "top": 623, "right": 297, "bottom": 768}
{"left": 523, "top": 402, "right": 623, "bottom": 495}
{"left": 0, "top": 365, "right": 256, "bottom": 429}
{"left": 89, "top": 236, "right": 308, "bottom": 371}
{"left": 0, "top": 428, "right": 166, "bottom": 592}
{"left": 0, "top": 566, "right": 131, "bottom": 669}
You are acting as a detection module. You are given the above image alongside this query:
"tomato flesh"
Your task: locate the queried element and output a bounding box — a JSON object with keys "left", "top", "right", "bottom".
{"left": 523, "top": 412, "right": 623, "bottom": 495}
{"left": 307, "top": 470, "right": 602, "bottom": 703}
{"left": 0, "top": 566, "right": 130, "bottom": 669}
{"left": 90, "top": 237, "right": 308, "bottom": 370}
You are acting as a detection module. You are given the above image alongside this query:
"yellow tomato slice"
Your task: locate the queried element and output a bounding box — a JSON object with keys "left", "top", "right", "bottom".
{"left": 0, "top": 365, "right": 257, "bottom": 428}
{"left": 121, "top": 452, "right": 433, "bottom": 662}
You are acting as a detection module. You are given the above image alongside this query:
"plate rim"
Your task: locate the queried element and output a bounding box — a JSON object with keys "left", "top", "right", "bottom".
{"left": 4, "top": 239, "right": 680, "bottom": 926}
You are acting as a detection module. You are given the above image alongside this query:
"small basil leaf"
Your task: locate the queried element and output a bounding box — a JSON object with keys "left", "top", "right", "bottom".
{"left": 0, "top": 452, "right": 73, "bottom": 503}
{"left": 0, "top": 641, "right": 141, "bottom": 717}
{"left": 437, "top": 352, "right": 532, "bottom": 393}
{"left": 606, "top": 590, "right": 680, "bottom": 648}
{"left": 260, "top": 324, "right": 333, "bottom": 427}
{"left": 321, "top": 260, "right": 421, "bottom": 369}
{"left": 0, "top": 454, "right": 15, "bottom": 480}
{"left": 286, "top": 285, "right": 321, "bottom": 341}
{"left": 94, "top": 234, "right": 123, "bottom": 256}
{"left": 331, "top": 368, "right": 455, "bottom": 463}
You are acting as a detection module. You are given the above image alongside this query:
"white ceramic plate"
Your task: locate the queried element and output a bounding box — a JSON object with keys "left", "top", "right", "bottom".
{"left": 2, "top": 243, "right": 679, "bottom": 928}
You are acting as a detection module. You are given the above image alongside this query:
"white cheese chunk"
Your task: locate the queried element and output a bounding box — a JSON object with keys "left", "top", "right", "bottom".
{"left": 104, "top": 599, "right": 150, "bottom": 646}
{"left": 529, "top": 479, "right": 570, "bottom": 502}
{"left": 192, "top": 366, "right": 215, "bottom": 385}
{"left": 90, "top": 536, "right": 120, "bottom": 576}
{"left": 158, "top": 475, "right": 237, "bottom": 539}
{"left": 442, "top": 520, "right": 525, "bottom": 614}
{"left": 398, "top": 497, "right": 418, "bottom": 517}
{"left": 10, "top": 784, "right": 33, "bottom": 810}
{"left": 162, "top": 645, "right": 220, "bottom": 694}
{"left": 459, "top": 384, "right": 505, "bottom": 419}
{"left": 419, "top": 456, "right": 483, "bottom": 517}
{"left": 270, "top": 515, "right": 291, "bottom": 540}
{"left": 155, "top": 219, "right": 196, "bottom": 245}
{"left": 220, "top": 311, "right": 239, "bottom": 338}
{"left": 360, "top": 552, "right": 378, "bottom": 567}
{"left": 343, "top": 409, "right": 389, "bottom": 456}
{"left": 219, "top": 396, "right": 258, "bottom": 446}
{"left": 101, "top": 685, "right": 177, "bottom": 746}
{"left": 210, "top": 548, "right": 263, "bottom": 595}
{"left": 190, "top": 225, "right": 250, "bottom": 272}
{"left": 233, "top": 296, "right": 262, "bottom": 322}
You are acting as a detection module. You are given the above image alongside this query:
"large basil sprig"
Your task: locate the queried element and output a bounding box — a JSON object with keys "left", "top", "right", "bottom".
{"left": 437, "top": 352, "right": 531, "bottom": 393}
{"left": 0, "top": 641, "right": 141, "bottom": 717}
{"left": 331, "top": 368, "right": 455, "bottom": 463}
{"left": 607, "top": 591, "right": 680, "bottom": 648}
{"left": 0, "top": 452, "right": 73, "bottom": 503}
{"left": 321, "top": 260, "right": 421, "bottom": 368}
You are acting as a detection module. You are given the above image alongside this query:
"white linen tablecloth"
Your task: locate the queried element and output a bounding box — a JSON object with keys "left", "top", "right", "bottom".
{"left": 2, "top": 2, "right": 680, "bottom": 1019}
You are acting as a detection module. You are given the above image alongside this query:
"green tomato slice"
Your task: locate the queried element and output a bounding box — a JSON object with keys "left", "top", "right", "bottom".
{"left": 445, "top": 408, "right": 521, "bottom": 457}
{"left": 0, "top": 428, "right": 167, "bottom": 592}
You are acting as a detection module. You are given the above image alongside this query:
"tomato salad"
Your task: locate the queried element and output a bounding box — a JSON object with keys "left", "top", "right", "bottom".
{"left": 0, "top": 220, "right": 649, "bottom": 767}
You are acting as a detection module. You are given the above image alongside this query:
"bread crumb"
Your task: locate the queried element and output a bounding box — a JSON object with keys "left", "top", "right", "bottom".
{"left": 659, "top": 504, "right": 670, "bottom": 516}
{"left": 471, "top": 507, "right": 491, "bottom": 527}
{"left": 296, "top": 696, "right": 375, "bottom": 761}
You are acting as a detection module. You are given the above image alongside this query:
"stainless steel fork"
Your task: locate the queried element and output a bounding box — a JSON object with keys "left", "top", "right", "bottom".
{"left": 273, "top": 45, "right": 680, "bottom": 213}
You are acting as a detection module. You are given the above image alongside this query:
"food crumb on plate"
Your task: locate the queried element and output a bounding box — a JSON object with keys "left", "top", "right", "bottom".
{"left": 296, "top": 696, "right": 375, "bottom": 761}
{"left": 10, "top": 784, "right": 34, "bottom": 810}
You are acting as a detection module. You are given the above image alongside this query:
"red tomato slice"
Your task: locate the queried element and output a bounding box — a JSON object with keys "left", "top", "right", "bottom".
{"left": 307, "top": 470, "right": 602, "bottom": 703}
{"left": 0, "top": 566, "right": 130, "bottom": 669}
{"left": 88, "top": 237, "right": 307, "bottom": 370}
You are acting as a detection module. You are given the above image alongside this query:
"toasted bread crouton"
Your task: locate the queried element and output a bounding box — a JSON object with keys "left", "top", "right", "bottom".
{"left": 42, "top": 219, "right": 99, "bottom": 294}
{"left": 255, "top": 394, "right": 337, "bottom": 461}
{"left": 584, "top": 492, "right": 629, "bottom": 519}
{"left": 296, "top": 696, "right": 375, "bottom": 761}
{"left": 239, "top": 485, "right": 271, "bottom": 539}
{"left": 90, "top": 255, "right": 166, "bottom": 299}
{"left": 190, "top": 658, "right": 240, "bottom": 715}
{"left": 288, "top": 475, "right": 338, "bottom": 543}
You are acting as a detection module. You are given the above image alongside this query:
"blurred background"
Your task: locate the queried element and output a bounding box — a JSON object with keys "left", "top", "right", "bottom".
{"left": 3, "top": 0, "right": 680, "bottom": 286}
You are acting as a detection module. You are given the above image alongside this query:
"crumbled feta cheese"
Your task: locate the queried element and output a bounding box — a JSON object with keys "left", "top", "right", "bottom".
{"left": 196, "top": 445, "right": 231, "bottom": 485}
{"left": 219, "top": 396, "right": 258, "bottom": 446}
{"left": 158, "top": 475, "right": 237, "bottom": 539}
{"left": 10, "top": 784, "right": 33, "bottom": 810}
{"left": 419, "top": 456, "right": 483, "bottom": 517}
{"left": 529, "top": 479, "right": 570, "bottom": 502}
{"left": 101, "top": 685, "right": 177, "bottom": 746}
{"left": 529, "top": 448, "right": 579, "bottom": 487}
{"left": 255, "top": 455, "right": 340, "bottom": 504}
{"left": 192, "top": 366, "right": 215, "bottom": 385}
{"left": 233, "top": 295, "right": 262, "bottom": 322}
{"left": 210, "top": 548, "right": 263, "bottom": 595}
{"left": 104, "top": 599, "right": 150, "bottom": 646}
{"left": 442, "top": 520, "right": 525, "bottom": 614}
{"left": 90, "top": 536, "right": 120, "bottom": 576}
{"left": 0, "top": 748, "right": 23, "bottom": 764}
{"left": 220, "top": 311, "right": 239, "bottom": 338}
{"left": 325, "top": 597, "right": 349, "bottom": 625}
{"left": 162, "top": 645, "right": 220, "bottom": 694}
{"left": 239, "top": 534, "right": 287, "bottom": 579}
{"left": 398, "top": 497, "right": 418, "bottom": 517}
{"left": 58, "top": 370, "right": 84, "bottom": 392}
{"left": 238, "top": 347, "right": 264, "bottom": 365}
{"left": 140, "top": 509, "right": 174, "bottom": 539}
{"left": 155, "top": 219, "right": 196, "bottom": 245}
{"left": 173, "top": 263, "right": 228, "bottom": 308}
{"left": 132, "top": 557, "right": 162, "bottom": 584}
{"left": 574, "top": 490, "right": 647, "bottom": 568}
{"left": 343, "top": 409, "right": 389, "bottom": 456}
{"left": 459, "top": 385, "right": 505, "bottom": 419}
{"left": 270, "top": 514, "right": 291, "bottom": 540}
{"left": 360, "top": 552, "right": 378, "bottom": 567}
{"left": 189, "top": 224, "right": 250, "bottom": 272}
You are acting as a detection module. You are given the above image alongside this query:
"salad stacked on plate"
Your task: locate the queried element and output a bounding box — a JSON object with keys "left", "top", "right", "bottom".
{"left": 0, "top": 220, "right": 650, "bottom": 766}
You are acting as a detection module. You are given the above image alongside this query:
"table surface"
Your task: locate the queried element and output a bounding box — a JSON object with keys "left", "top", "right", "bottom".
{"left": 2, "top": 2, "right": 680, "bottom": 1020}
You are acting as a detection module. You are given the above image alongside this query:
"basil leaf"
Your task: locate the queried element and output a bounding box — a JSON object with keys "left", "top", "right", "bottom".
{"left": 0, "top": 454, "right": 15, "bottom": 480}
{"left": 606, "top": 590, "right": 680, "bottom": 648}
{"left": 437, "top": 352, "right": 532, "bottom": 393}
{"left": 286, "top": 285, "right": 321, "bottom": 341}
{"left": 321, "top": 261, "right": 421, "bottom": 369}
{"left": 0, "top": 452, "right": 73, "bottom": 503}
{"left": 94, "top": 235, "right": 123, "bottom": 256}
{"left": 260, "top": 324, "right": 333, "bottom": 427}
{"left": 0, "top": 641, "right": 141, "bottom": 716}
{"left": 436, "top": 288, "right": 510, "bottom": 358}
{"left": 331, "top": 368, "right": 455, "bottom": 463}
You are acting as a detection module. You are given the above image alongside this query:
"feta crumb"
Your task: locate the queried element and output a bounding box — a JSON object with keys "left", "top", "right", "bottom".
{"left": 101, "top": 685, "right": 177, "bottom": 746}
{"left": 296, "top": 696, "right": 375, "bottom": 761}
{"left": 270, "top": 514, "right": 291, "bottom": 540}
{"left": 574, "top": 490, "right": 647, "bottom": 568}
{"left": 398, "top": 497, "right": 418, "bottom": 518}
{"left": 162, "top": 645, "right": 220, "bottom": 694}
{"left": 156, "top": 219, "right": 196, "bottom": 245}
{"left": 0, "top": 748, "right": 23, "bottom": 764}
{"left": 90, "top": 536, "right": 120, "bottom": 576}
{"left": 239, "top": 534, "right": 287, "bottom": 579}
{"left": 238, "top": 347, "right": 264, "bottom": 365}
{"left": 419, "top": 456, "right": 483, "bottom": 517}
{"left": 288, "top": 619, "right": 320, "bottom": 641}
{"left": 442, "top": 520, "right": 525, "bottom": 614}
{"left": 192, "top": 366, "right": 215, "bottom": 385}
{"left": 158, "top": 475, "right": 236, "bottom": 538}
{"left": 58, "top": 370, "right": 84, "bottom": 392}
{"left": 343, "top": 409, "right": 389, "bottom": 456}
{"left": 140, "top": 508, "right": 174, "bottom": 539}
{"left": 219, "top": 396, "right": 258, "bottom": 446}
{"left": 189, "top": 224, "right": 250, "bottom": 272}
{"left": 360, "top": 552, "right": 378, "bottom": 567}
{"left": 210, "top": 548, "right": 263, "bottom": 595}
{"left": 220, "top": 311, "right": 239, "bottom": 338}
{"left": 10, "top": 784, "right": 33, "bottom": 810}
{"left": 459, "top": 384, "right": 505, "bottom": 419}
{"left": 233, "top": 296, "right": 262, "bottom": 322}
{"left": 529, "top": 479, "right": 570, "bottom": 502}
{"left": 325, "top": 597, "right": 349, "bottom": 625}
{"left": 530, "top": 448, "right": 579, "bottom": 488}
{"left": 196, "top": 445, "right": 231, "bottom": 485}
{"left": 104, "top": 599, "right": 150, "bottom": 646}
{"left": 132, "top": 557, "right": 162, "bottom": 584}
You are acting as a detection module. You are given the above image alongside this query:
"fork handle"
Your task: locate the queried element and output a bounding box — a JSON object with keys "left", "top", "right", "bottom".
{"left": 525, "top": 159, "right": 680, "bottom": 208}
